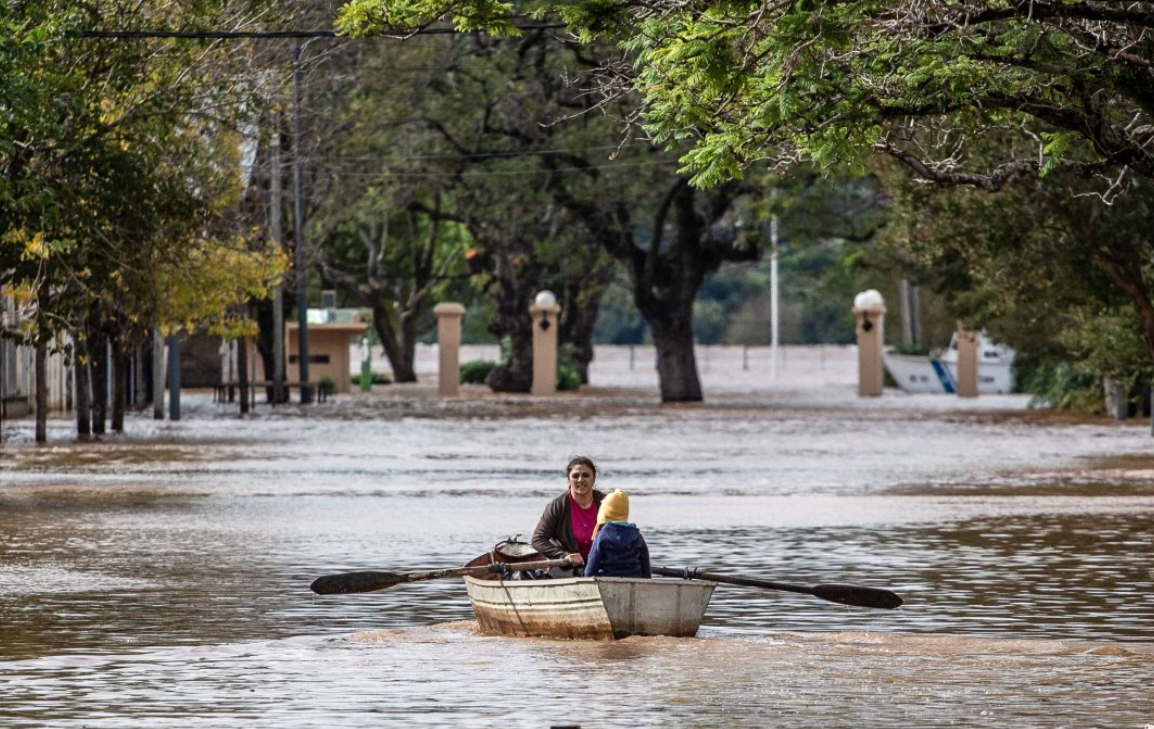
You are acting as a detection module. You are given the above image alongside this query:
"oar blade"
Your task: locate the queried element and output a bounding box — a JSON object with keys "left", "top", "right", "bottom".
{"left": 310, "top": 570, "right": 404, "bottom": 595}
{"left": 812, "top": 583, "right": 903, "bottom": 610}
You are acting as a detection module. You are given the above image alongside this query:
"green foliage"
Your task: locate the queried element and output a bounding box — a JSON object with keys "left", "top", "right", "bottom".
{"left": 890, "top": 342, "right": 930, "bottom": 357}
{"left": 1057, "top": 307, "right": 1154, "bottom": 403}
{"left": 1022, "top": 362, "right": 1103, "bottom": 414}
{"left": 876, "top": 153, "right": 1154, "bottom": 408}
{"left": 459, "top": 359, "right": 497, "bottom": 384}
{"left": 337, "top": 0, "right": 1154, "bottom": 194}
{"left": 337, "top": 0, "right": 521, "bottom": 36}
{"left": 2, "top": 1, "right": 286, "bottom": 347}
{"left": 557, "top": 362, "right": 581, "bottom": 391}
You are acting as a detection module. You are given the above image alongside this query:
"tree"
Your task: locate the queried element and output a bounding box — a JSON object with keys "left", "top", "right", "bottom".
{"left": 879, "top": 161, "right": 1154, "bottom": 402}
{"left": 327, "top": 24, "right": 771, "bottom": 400}
{"left": 2, "top": 1, "right": 288, "bottom": 439}
{"left": 317, "top": 191, "right": 467, "bottom": 383}
{"left": 339, "top": 0, "right": 1154, "bottom": 195}
{"left": 299, "top": 29, "right": 625, "bottom": 391}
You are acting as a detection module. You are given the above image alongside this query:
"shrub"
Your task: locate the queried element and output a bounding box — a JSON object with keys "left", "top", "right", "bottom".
{"left": 460, "top": 360, "right": 497, "bottom": 384}
{"left": 557, "top": 363, "right": 581, "bottom": 391}
{"left": 1023, "top": 362, "right": 1102, "bottom": 413}
{"left": 351, "top": 372, "right": 392, "bottom": 386}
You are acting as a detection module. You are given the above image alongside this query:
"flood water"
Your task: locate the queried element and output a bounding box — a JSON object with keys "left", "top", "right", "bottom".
{"left": 2, "top": 346, "right": 1153, "bottom": 727}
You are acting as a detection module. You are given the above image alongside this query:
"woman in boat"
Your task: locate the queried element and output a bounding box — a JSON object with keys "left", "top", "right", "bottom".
{"left": 584, "top": 489, "right": 651, "bottom": 578}
{"left": 531, "top": 456, "right": 606, "bottom": 568}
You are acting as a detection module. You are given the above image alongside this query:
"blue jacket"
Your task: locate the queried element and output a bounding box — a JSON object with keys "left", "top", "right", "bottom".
{"left": 583, "top": 522, "right": 651, "bottom": 578}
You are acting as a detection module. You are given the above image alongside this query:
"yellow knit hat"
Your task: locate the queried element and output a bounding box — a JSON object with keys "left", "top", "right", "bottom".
{"left": 592, "top": 489, "right": 629, "bottom": 540}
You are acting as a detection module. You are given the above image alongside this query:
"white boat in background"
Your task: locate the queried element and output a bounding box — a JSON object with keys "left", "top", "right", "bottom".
{"left": 883, "top": 331, "right": 1015, "bottom": 394}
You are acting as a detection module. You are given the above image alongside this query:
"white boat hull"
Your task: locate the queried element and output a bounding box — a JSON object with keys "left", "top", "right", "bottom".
{"left": 884, "top": 331, "right": 1015, "bottom": 394}
{"left": 883, "top": 352, "right": 959, "bottom": 393}
{"left": 464, "top": 575, "right": 716, "bottom": 640}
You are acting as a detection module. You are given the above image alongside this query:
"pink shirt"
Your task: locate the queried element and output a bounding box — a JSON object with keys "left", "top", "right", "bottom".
{"left": 569, "top": 495, "right": 598, "bottom": 560}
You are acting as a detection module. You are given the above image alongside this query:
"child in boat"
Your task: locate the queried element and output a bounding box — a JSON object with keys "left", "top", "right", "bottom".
{"left": 583, "top": 489, "right": 651, "bottom": 578}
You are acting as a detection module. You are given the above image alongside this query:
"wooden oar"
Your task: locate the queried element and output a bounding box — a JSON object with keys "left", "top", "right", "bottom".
{"left": 310, "top": 558, "right": 572, "bottom": 595}
{"left": 654, "top": 566, "right": 903, "bottom": 610}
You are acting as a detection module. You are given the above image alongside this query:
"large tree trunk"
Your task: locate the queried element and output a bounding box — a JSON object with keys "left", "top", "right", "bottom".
{"left": 371, "top": 301, "right": 417, "bottom": 383}
{"left": 643, "top": 298, "right": 703, "bottom": 402}
{"left": 487, "top": 291, "right": 534, "bottom": 393}
{"left": 254, "top": 297, "right": 288, "bottom": 403}
{"left": 628, "top": 180, "right": 711, "bottom": 402}
{"left": 550, "top": 171, "right": 753, "bottom": 402}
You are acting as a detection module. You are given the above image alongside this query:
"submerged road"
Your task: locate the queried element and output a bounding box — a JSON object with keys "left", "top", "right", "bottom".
{"left": 2, "top": 345, "right": 1152, "bottom": 727}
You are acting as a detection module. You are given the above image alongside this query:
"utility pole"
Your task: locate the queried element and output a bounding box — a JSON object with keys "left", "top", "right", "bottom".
{"left": 900, "top": 278, "right": 921, "bottom": 348}
{"left": 769, "top": 215, "right": 781, "bottom": 380}
{"left": 292, "top": 42, "right": 312, "bottom": 403}
{"left": 167, "top": 333, "right": 181, "bottom": 421}
{"left": 270, "top": 112, "right": 286, "bottom": 404}
{"left": 152, "top": 328, "right": 164, "bottom": 419}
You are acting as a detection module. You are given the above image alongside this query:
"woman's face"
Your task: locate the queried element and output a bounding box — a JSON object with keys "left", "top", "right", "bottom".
{"left": 567, "top": 464, "right": 596, "bottom": 498}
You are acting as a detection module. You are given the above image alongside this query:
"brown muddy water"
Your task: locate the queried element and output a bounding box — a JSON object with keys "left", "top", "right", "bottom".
{"left": 2, "top": 361, "right": 1153, "bottom": 727}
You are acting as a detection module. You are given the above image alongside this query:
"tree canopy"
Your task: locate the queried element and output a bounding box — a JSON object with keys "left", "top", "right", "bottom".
{"left": 337, "top": 0, "right": 1154, "bottom": 195}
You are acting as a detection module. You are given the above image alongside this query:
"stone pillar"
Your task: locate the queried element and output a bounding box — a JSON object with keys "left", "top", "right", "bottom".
{"left": 433, "top": 302, "right": 466, "bottom": 397}
{"left": 530, "top": 291, "right": 561, "bottom": 397}
{"left": 853, "top": 289, "right": 886, "bottom": 397}
{"left": 955, "top": 324, "right": 979, "bottom": 398}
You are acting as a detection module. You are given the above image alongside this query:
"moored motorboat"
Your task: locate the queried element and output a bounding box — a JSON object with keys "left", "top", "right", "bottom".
{"left": 462, "top": 539, "right": 715, "bottom": 640}
{"left": 883, "top": 330, "right": 1015, "bottom": 394}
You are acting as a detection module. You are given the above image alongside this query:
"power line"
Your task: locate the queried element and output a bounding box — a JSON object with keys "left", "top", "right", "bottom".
{"left": 77, "top": 29, "right": 339, "bottom": 39}
{"left": 264, "top": 146, "right": 630, "bottom": 165}
{"left": 236, "top": 158, "right": 682, "bottom": 188}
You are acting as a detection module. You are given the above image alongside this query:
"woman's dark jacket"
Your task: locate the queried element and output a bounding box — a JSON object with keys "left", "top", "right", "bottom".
{"left": 531, "top": 489, "right": 606, "bottom": 560}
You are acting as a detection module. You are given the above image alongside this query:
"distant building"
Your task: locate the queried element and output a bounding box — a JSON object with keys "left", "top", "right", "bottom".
{"left": 226, "top": 309, "right": 369, "bottom": 395}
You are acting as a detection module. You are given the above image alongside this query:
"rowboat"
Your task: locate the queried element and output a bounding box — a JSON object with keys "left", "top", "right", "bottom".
{"left": 462, "top": 540, "right": 716, "bottom": 640}
{"left": 307, "top": 543, "right": 902, "bottom": 633}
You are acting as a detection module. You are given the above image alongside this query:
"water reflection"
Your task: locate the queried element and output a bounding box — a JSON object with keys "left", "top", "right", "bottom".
{"left": 2, "top": 391, "right": 1152, "bottom": 726}
{"left": 3, "top": 490, "right": 1152, "bottom": 660}
{"left": 2, "top": 627, "right": 1151, "bottom": 728}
